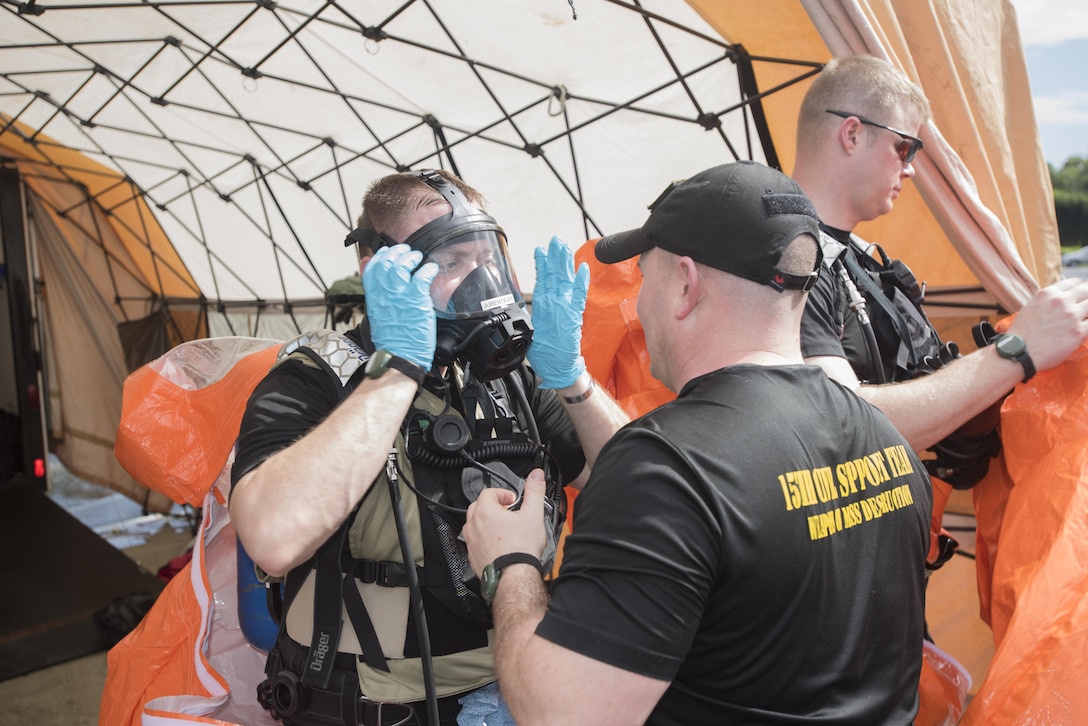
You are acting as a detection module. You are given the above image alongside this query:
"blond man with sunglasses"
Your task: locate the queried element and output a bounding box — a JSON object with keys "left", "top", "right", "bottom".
{"left": 793, "top": 54, "right": 1088, "bottom": 477}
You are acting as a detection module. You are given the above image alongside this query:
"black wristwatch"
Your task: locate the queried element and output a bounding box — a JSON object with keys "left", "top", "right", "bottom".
{"left": 993, "top": 333, "right": 1035, "bottom": 383}
{"left": 480, "top": 553, "right": 545, "bottom": 606}
{"left": 364, "top": 349, "right": 426, "bottom": 385}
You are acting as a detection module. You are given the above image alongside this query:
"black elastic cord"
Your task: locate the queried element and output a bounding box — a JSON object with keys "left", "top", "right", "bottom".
{"left": 385, "top": 452, "right": 440, "bottom": 726}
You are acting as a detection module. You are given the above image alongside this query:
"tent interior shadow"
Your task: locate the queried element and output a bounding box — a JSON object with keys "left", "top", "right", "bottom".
{"left": 0, "top": 480, "right": 165, "bottom": 681}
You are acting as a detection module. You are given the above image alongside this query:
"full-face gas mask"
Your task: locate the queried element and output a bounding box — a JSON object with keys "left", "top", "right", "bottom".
{"left": 350, "top": 171, "right": 533, "bottom": 380}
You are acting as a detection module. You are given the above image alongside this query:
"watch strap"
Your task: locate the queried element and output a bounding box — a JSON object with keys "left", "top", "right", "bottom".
{"left": 366, "top": 349, "right": 427, "bottom": 385}
{"left": 386, "top": 354, "right": 427, "bottom": 385}
{"left": 1014, "top": 350, "right": 1036, "bottom": 383}
{"left": 993, "top": 334, "right": 1036, "bottom": 383}
{"left": 481, "top": 552, "right": 544, "bottom": 606}
{"left": 492, "top": 552, "right": 545, "bottom": 575}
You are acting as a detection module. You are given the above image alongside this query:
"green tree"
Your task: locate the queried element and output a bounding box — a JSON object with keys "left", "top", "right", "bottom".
{"left": 1051, "top": 156, "right": 1088, "bottom": 248}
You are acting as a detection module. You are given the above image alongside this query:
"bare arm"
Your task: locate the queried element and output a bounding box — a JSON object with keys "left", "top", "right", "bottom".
{"left": 808, "top": 278, "right": 1088, "bottom": 451}
{"left": 491, "top": 566, "right": 667, "bottom": 725}
{"left": 230, "top": 371, "right": 419, "bottom": 576}
{"left": 809, "top": 348, "right": 1022, "bottom": 450}
{"left": 553, "top": 370, "right": 630, "bottom": 488}
{"left": 463, "top": 473, "right": 667, "bottom": 724}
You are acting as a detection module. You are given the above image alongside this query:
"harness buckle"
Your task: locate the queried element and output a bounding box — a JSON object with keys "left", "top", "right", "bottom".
{"left": 354, "top": 559, "right": 410, "bottom": 587}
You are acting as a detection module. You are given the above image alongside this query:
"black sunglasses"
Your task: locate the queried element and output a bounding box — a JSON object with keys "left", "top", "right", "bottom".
{"left": 826, "top": 109, "right": 923, "bottom": 164}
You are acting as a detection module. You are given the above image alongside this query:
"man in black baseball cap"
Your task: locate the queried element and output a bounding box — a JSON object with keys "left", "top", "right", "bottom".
{"left": 462, "top": 160, "right": 931, "bottom": 724}
{"left": 595, "top": 160, "right": 822, "bottom": 291}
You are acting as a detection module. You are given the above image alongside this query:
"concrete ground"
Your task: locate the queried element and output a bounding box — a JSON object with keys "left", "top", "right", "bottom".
{"left": 0, "top": 651, "right": 109, "bottom": 726}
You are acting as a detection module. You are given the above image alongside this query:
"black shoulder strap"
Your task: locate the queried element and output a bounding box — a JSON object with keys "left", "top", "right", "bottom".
{"left": 302, "top": 522, "right": 351, "bottom": 687}
{"left": 840, "top": 248, "right": 920, "bottom": 371}
{"left": 291, "top": 515, "right": 390, "bottom": 686}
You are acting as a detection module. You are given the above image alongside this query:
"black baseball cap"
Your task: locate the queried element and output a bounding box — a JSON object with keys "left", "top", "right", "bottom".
{"left": 595, "top": 161, "right": 822, "bottom": 291}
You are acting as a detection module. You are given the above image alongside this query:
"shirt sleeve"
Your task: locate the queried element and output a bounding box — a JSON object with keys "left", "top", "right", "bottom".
{"left": 800, "top": 265, "right": 847, "bottom": 361}
{"left": 231, "top": 355, "right": 343, "bottom": 490}
{"left": 534, "top": 426, "right": 719, "bottom": 681}
{"left": 525, "top": 367, "right": 587, "bottom": 485}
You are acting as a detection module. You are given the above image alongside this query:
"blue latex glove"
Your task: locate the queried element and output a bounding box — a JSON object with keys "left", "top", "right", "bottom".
{"left": 457, "top": 682, "right": 516, "bottom": 726}
{"left": 527, "top": 236, "right": 589, "bottom": 389}
{"left": 362, "top": 244, "right": 439, "bottom": 369}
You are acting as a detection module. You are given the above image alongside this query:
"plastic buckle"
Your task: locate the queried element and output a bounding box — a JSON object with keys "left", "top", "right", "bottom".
{"left": 355, "top": 560, "right": 409, "bottom": 587}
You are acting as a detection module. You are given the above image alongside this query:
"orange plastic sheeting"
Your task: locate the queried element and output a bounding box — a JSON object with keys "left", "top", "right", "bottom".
{"left": 104, "top": 337, "right": 286, "bottom": 724}
{"left": 100, "top": 475, "right": 274, "bottom": 725}
{"left": 968, "top": 449, "right": 1014, "bottom": 631}
{"left": 917, "top": 640, "right": 971, "bottom": 726}
{"left": 99, "top": 542, "right": 224, "bottom": 726}
{"left": 114, "top": 338, "right": 280, "bottom": 506}
{"left": 575, "top": 241, "right": 674, "bottom": 418}
{"left": 963, "top": 340, "right": 1088, "bottom": 724}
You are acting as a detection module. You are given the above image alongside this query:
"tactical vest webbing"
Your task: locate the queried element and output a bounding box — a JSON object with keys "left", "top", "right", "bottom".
{"left": 820, "top": 231, "right": 944, "bottom": 383}
{"left": 271, "top": 329, "right": 528, "bottom": 704}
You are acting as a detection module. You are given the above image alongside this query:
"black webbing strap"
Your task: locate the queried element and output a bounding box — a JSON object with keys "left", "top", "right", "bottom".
{"left": 303, "top": 523, "right": 351, "bottom": 689}
{"left": 840, "top": 248, "right": 919, "bottom": 373}
{"left": 349, "top": 557, "right": 448, "bottom": 589}
{"left": 274, "top": 523, "right": 391, "bottom": 694}
{"left": 340, "top": 573, "right": 391, "bottom": 673}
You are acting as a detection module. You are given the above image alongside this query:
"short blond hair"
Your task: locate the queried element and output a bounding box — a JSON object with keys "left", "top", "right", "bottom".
{"left": 797, "top": 55, "right": 930, "bottom": 148}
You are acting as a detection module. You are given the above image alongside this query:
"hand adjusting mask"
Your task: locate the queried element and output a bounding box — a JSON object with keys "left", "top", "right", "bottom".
{"left": 404, "top": 171, "right": 533, "bottom": 380}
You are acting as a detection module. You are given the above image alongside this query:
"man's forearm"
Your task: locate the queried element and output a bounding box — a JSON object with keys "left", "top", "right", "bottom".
{"left": 555, "top": 370, "right": 630, "bottom": 471}
{"left": 491, "top": 565, "right": 551, "bottom": 724}
{"left": 860, "top": 345, "right": 1022, "bottom": 450}
{"left": 231, "top": 372, "right": 419, "bottom": 576}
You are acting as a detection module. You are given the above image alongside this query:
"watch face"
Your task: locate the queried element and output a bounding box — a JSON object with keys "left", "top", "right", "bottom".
{"left": 996, "top": 334, "right": 1025, "bottom": 358}
{"left": 481, "top": 563, "right": 499, "bottom": 604}
{"left": 365, "top": 349, "right": 392, "bottom": 378}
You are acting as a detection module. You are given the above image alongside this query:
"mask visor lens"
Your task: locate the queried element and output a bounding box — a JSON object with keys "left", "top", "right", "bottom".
{"left": 424, "top": 230, "right": 524, "bottom": 318}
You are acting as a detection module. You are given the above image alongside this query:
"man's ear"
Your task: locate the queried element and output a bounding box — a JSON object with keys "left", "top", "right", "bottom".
{"left": 839, "top": 117, "right": 861, "bottom": 155}
{"left": 357, "top": 245, "right": 375, "bottom": 277}
{"left": 675, "top": 256, "right": 702, "bottom": 321}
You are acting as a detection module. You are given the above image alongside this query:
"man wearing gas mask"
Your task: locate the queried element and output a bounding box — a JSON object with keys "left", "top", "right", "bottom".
{"left": 229, "top": 169, "right": 628, "bottom": 726}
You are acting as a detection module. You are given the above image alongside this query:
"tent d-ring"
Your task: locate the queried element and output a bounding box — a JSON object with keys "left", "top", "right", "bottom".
{"left": 548, "top": 86, "right": 569, "bottom": 118}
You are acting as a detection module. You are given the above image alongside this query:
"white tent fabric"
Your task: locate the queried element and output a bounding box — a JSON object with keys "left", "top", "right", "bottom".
{"left": 3, "top": 0, "right": 779, "bottom": 305}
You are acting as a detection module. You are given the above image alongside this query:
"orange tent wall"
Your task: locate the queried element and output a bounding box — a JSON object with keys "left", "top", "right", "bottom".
{"left": 686, "top": 0, "right": 1059, "bottom": 296}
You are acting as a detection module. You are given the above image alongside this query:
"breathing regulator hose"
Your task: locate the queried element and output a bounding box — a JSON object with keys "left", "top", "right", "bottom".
{"left": 836, "top": 261, "right": 886, "bottom": 384}
{"left": 384, "top": 450, "right": 440, "bottom": 725}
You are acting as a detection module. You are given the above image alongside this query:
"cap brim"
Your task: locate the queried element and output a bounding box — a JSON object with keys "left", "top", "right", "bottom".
{"left": 595, "top": 228, "right": 653, "bottom": 264}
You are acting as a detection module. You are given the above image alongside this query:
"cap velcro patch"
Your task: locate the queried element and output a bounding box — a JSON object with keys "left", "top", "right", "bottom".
{"left": 763, "top": 193, "right": 818, "bottom": 220}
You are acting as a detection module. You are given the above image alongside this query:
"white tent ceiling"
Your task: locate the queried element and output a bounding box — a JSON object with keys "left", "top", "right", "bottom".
{"left": 2, "top": 0, "right": 817, "bottom": 313}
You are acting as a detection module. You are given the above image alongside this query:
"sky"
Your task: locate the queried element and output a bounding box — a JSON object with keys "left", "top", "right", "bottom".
{"left": 1009, "top": 0, "right": 1088, "bottom": 167}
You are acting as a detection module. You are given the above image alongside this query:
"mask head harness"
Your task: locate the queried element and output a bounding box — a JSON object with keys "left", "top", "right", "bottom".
{"left": 347, "top": 170, "right": 533, "bottom": 380}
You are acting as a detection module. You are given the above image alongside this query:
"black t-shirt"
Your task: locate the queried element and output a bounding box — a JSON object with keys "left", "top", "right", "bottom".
{"left": 537, "top": 365, "right": 931, "bottom": 725}
{"left": 231, "top": 327, "right": 585, "bottom": 493}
